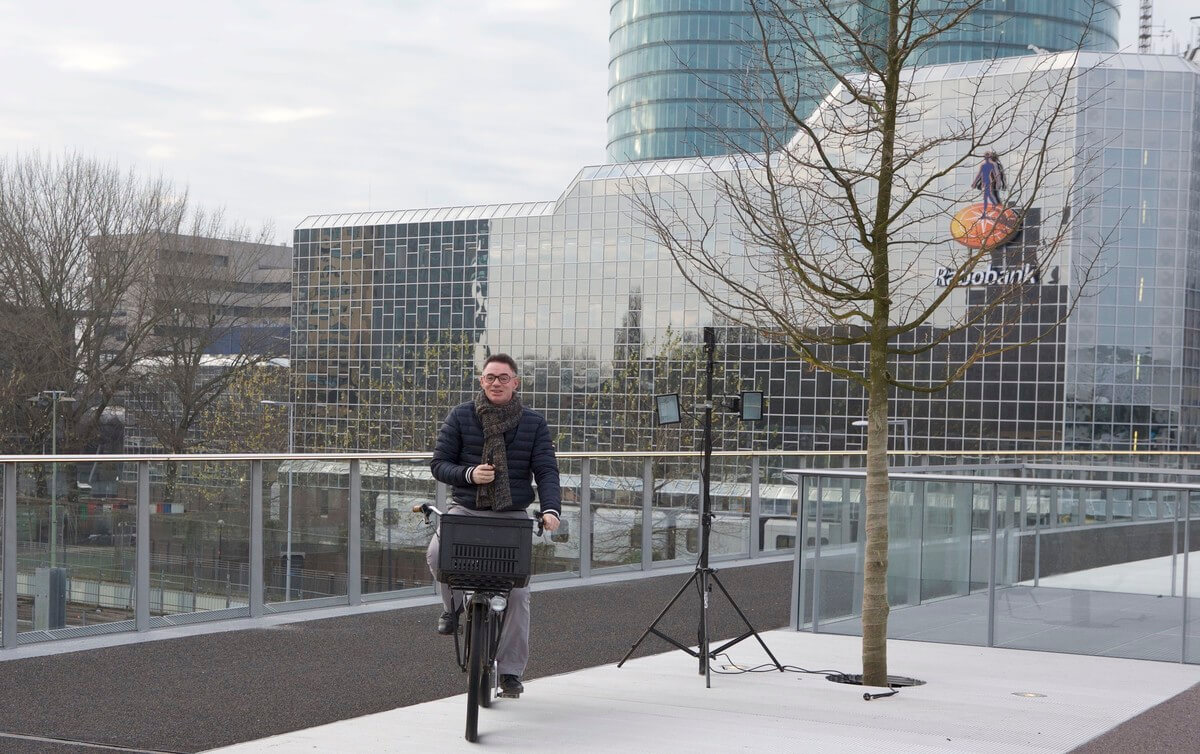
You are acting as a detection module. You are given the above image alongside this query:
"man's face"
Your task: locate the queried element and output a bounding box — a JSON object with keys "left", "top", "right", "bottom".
{"left": 480, "top": 362, "right": 519, "bottom": 404}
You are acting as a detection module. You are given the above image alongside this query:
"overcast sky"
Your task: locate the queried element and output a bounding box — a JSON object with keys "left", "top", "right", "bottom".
{"left": 0, "top": 1, "right": 1194, "bottom": 243}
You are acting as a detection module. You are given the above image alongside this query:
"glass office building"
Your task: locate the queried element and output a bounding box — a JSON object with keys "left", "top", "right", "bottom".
{"left": 294, "top": 53, "right": 1200, "bottom": 457}
{"left": 607, "top": 0, "right": 1120, "bottom": 162}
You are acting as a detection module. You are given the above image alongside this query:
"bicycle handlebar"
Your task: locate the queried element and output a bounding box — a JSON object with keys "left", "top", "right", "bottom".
{"left": 412, "top": 502, "right": 550, "bottom": 536}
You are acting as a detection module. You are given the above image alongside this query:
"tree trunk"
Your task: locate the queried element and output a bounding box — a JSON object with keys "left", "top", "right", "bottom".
{"left": 861, "top": 348, "right": 891, "bottom": 687}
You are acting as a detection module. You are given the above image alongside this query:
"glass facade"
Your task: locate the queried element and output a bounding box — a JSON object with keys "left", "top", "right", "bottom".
{"left": 294, "top": 54, "right": 1199, "bottom": 464}
{"left": 607, "top": 0, "right": 1119, "bottom": 162}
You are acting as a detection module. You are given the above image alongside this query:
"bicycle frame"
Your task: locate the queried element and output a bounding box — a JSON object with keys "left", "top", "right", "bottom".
{"left": 414, "top": 502, "right": 543, "bottom": 742}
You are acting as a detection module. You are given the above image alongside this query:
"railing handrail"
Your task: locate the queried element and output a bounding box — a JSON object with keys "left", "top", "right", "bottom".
{"left": 786, "top": 468, "right": 1200, "bottom": 493}
{"left": 6, "top": 449, "right": 1200, "bottom": 464}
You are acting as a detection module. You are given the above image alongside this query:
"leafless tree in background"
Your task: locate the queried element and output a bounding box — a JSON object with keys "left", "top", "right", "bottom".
{"left": 0, "top": 152, "right": 181, "bottom": 454}
{"left": 632, "top": 0, "right": 1110, "bottom": 684}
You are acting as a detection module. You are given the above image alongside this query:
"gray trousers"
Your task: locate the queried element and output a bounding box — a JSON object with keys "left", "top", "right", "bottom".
{"left": 426, "top": 505, "right": 532, "bottom": 676}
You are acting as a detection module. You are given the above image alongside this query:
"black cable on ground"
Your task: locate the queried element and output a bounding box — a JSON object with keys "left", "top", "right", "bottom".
{"left": 707, "top": 652, "right": 903, "bottom": 700}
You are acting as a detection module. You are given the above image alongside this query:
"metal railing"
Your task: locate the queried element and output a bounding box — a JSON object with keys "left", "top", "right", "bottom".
{"left": 3, "top": 450, "right": 1200, "bottom": 653}
{"left": 786, "top": 468, "right": 1200, "bottom": 664}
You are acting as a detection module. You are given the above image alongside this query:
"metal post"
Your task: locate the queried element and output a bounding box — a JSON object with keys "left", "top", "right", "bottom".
{"left": 1171, "top": 495, "right": 1179, "bottom": 598}
{"left": 286, "top": 404, "right": 294, "bottom": 602}
{"left": 811, "top": 476, "right": 824, "bottom": 633}
{"left": 750, "top": 456, "right": 761, "bottom": 557}
{"left": 987, "top": 482, "right": 998, "bottom": 648}
{"left": 348, "top": 459, "right": 361, "bottom": 606}
{"left": 50, "top": 397, "right": 57, "bottom": 568}
{"left": 250, "top": 461, "right": 264, "bottom": 618}
{"left": 386, "top": 459, "right": 392, "bottom": 591}
{"left": 915, "top": 479, "right": 926, "bottom": 604}
{"left": 579, "top": 458, "right": 591, "bottom": 579}
{"left": 3, "top": 463, "right": 17, "bottom": 648}
{"left": 1182, "top": 491, "right": 1191, "bottom": 663}
{"left": 1034, "top": 500, "right": 1042, "bottom": 587}
{"left": 136, "top": 461, "right": 150, "bottom": 632}
{"left": 641, "top": 458, "right": 653, "bottom": 569}
{"left": 789, "top": 475, "right": 806, "bottom": 631}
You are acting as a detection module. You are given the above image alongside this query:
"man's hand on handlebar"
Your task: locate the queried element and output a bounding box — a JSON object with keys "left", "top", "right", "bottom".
{"left": 540, "top": 510, "right": 561, "bottom": 533}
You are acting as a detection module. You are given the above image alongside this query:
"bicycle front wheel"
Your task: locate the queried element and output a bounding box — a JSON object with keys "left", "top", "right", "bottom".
{"left": 465, "top": 601, "right": 488, "bottom": 743}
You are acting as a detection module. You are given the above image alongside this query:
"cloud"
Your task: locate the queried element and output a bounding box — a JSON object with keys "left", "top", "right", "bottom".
{"left": 50, "top": 41, "right": 136, "bottom": 72}
{"left": 197, "top": 107, "right": 334, "bottom": 125}
{"left": 247, "top": 107, "right": 333, "bottom": 124}
{"left": 0, "top": 126, "right": 35, "bottom": 140}
{"left": 146, "top": 144, "right": 177, "bottom": 159}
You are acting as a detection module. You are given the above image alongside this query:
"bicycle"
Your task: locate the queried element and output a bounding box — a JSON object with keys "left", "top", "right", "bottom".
{"left": 413, "top": 502, "right": 545, "bottom": 743}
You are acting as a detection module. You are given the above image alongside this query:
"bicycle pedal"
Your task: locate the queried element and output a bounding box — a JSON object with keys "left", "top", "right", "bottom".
{"left": 497, "top": 690, "right": 520, "bottom": 699}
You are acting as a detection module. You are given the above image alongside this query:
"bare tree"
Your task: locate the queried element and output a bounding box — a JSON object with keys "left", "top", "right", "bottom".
{"left": 0, "top": 152, "right": 183, "bottom": 454}
{"left": 126, "top": 212, "right": 288, "bottom": 456}
{"left": 631, "top": 1, "right": 1108, "bottom": 684}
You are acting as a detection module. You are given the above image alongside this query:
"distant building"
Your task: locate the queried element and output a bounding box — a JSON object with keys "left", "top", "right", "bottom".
{"left": 295, "top": 53, "right": 1200, "bottom": 460}
{"left": 607, "top": 0, "right": 1119, "bottom": 162}
{"left": 120, "top": 234, "right": 292, "bottom": 455}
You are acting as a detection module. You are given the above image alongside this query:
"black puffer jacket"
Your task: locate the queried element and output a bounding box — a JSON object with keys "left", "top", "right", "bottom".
{"left": 430, "top": 401, "right": 562, "bottom": 514}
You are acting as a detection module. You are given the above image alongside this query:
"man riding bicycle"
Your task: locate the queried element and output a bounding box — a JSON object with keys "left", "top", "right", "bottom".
{"left": 427, "top": 353, "right": 561, "bottom": 698}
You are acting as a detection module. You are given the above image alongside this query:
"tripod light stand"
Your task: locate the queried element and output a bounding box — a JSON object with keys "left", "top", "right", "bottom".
{"left": 618, "top": 327, "right": 783, "bottom": 687}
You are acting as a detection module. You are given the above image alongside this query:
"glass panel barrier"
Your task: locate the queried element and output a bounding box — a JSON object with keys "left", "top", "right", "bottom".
{"left": 997, "top": 483, "right": 1187, "bottom": 662}
{"left": 358, "top": 458, "right": 438, "bottom": 596}
{"left": 148, "top": 459, "right": 250, "bottom": 619}
{"left": 885, "top": 479, "right": 922, "bottom": 610}
{"left": 708, "top": 456, "right": 750, "bottom": 561}
{"left": 18, "top": 461, "right": 136, "bottom": 637}
{"left": 812, "top": 477, "right": 865, "bottom": 633}
{"left": 650, "top": 457, "right": 701, "bottom": 566}
{"left": 758, "top": 454, "right": 799, "bottom": 557}
{"left": 588, "top": 457, "right": 643, "bottom": 572}
{"left": 264, "top": 460, "right": 349, "bottom": 605}
{"left": 539, "top": 457, "right": 582, "bottom": 577}
{"left": 921, "top": 480, "right": 974, "bottom": 603}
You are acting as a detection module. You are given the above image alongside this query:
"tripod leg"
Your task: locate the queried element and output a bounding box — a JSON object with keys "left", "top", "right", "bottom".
{"left": 707, "top": 571, "right": 785, "bottom": 671}
{"left": 699, "top": 570, "right": 711, "bottom": 687}
{"left": 618, "top": 570, "right": 700, "bottom": 668}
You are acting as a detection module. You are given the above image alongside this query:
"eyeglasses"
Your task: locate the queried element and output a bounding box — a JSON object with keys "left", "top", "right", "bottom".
{"left": 482, "top": 374, "right": 515, "bottom": 384}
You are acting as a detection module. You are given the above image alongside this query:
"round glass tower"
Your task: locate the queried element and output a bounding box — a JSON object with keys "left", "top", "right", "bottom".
{"left": 607, "top": 0, "right": 1119, "bottom": 163}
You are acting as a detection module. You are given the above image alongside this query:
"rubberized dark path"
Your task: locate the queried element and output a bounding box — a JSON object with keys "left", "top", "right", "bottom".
{"left": 1, "top": 558, "right": 1194, "bottom": 753}
{"left": 0, "top": 562, "right": 793, "bottom": 753}
{"left": 1071, "top": 681, "right": 1200, "bottom": 754}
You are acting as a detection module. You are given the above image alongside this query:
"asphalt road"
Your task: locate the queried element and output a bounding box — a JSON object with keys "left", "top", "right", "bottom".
{"left": 0, "top": 561, "right": 794, "bottom": 753}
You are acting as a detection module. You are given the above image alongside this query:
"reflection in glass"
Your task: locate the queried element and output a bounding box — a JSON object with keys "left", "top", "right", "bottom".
{"left": 17, "top": 462, "right": 135, "bottom": 634}
{"left": 148, "top": 460, "right": 251, "bottom": 618}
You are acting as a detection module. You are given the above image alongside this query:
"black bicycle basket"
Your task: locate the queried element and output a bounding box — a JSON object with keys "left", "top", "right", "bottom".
{"left": 437, "top": 514, "right": 533, "bottom": 590}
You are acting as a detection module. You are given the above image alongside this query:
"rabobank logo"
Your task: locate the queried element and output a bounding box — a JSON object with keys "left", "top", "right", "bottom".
{"left": 949, "top": 151, "right": 1022, "bottom": 250}
{"left": 934, "top": 264, "right": 1039, "bottom": 287}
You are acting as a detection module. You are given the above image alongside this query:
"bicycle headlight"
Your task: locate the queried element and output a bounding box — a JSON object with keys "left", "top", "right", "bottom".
{"left": 489, "top": 595, "right": 508, "bottom": 613}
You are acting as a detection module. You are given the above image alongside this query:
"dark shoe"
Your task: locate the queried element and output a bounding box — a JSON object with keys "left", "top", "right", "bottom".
{"left": 499, "top": 674, "right": 524, "bottom": 697}
{"left": 436, "top": 607, "right": 461, "bottom": 635}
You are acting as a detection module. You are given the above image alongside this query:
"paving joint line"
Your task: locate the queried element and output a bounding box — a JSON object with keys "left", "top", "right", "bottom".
{"left": 0, "top": 730, "right": 183, "bottom": 753}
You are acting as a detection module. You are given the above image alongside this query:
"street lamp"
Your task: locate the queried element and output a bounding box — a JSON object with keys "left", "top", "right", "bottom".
{"left": 851, "top": 418, "right": 911, "bottom": 464}
{"left": 261, "top": 399, "right": 294, "bottom": 600}
{"left": 28, "top": 390, "right": 77, "bottom": 568}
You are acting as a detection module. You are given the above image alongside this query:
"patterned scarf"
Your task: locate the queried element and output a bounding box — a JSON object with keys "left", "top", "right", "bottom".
{"left": 473, "top": 390, "right": 523, "bottom": 511}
